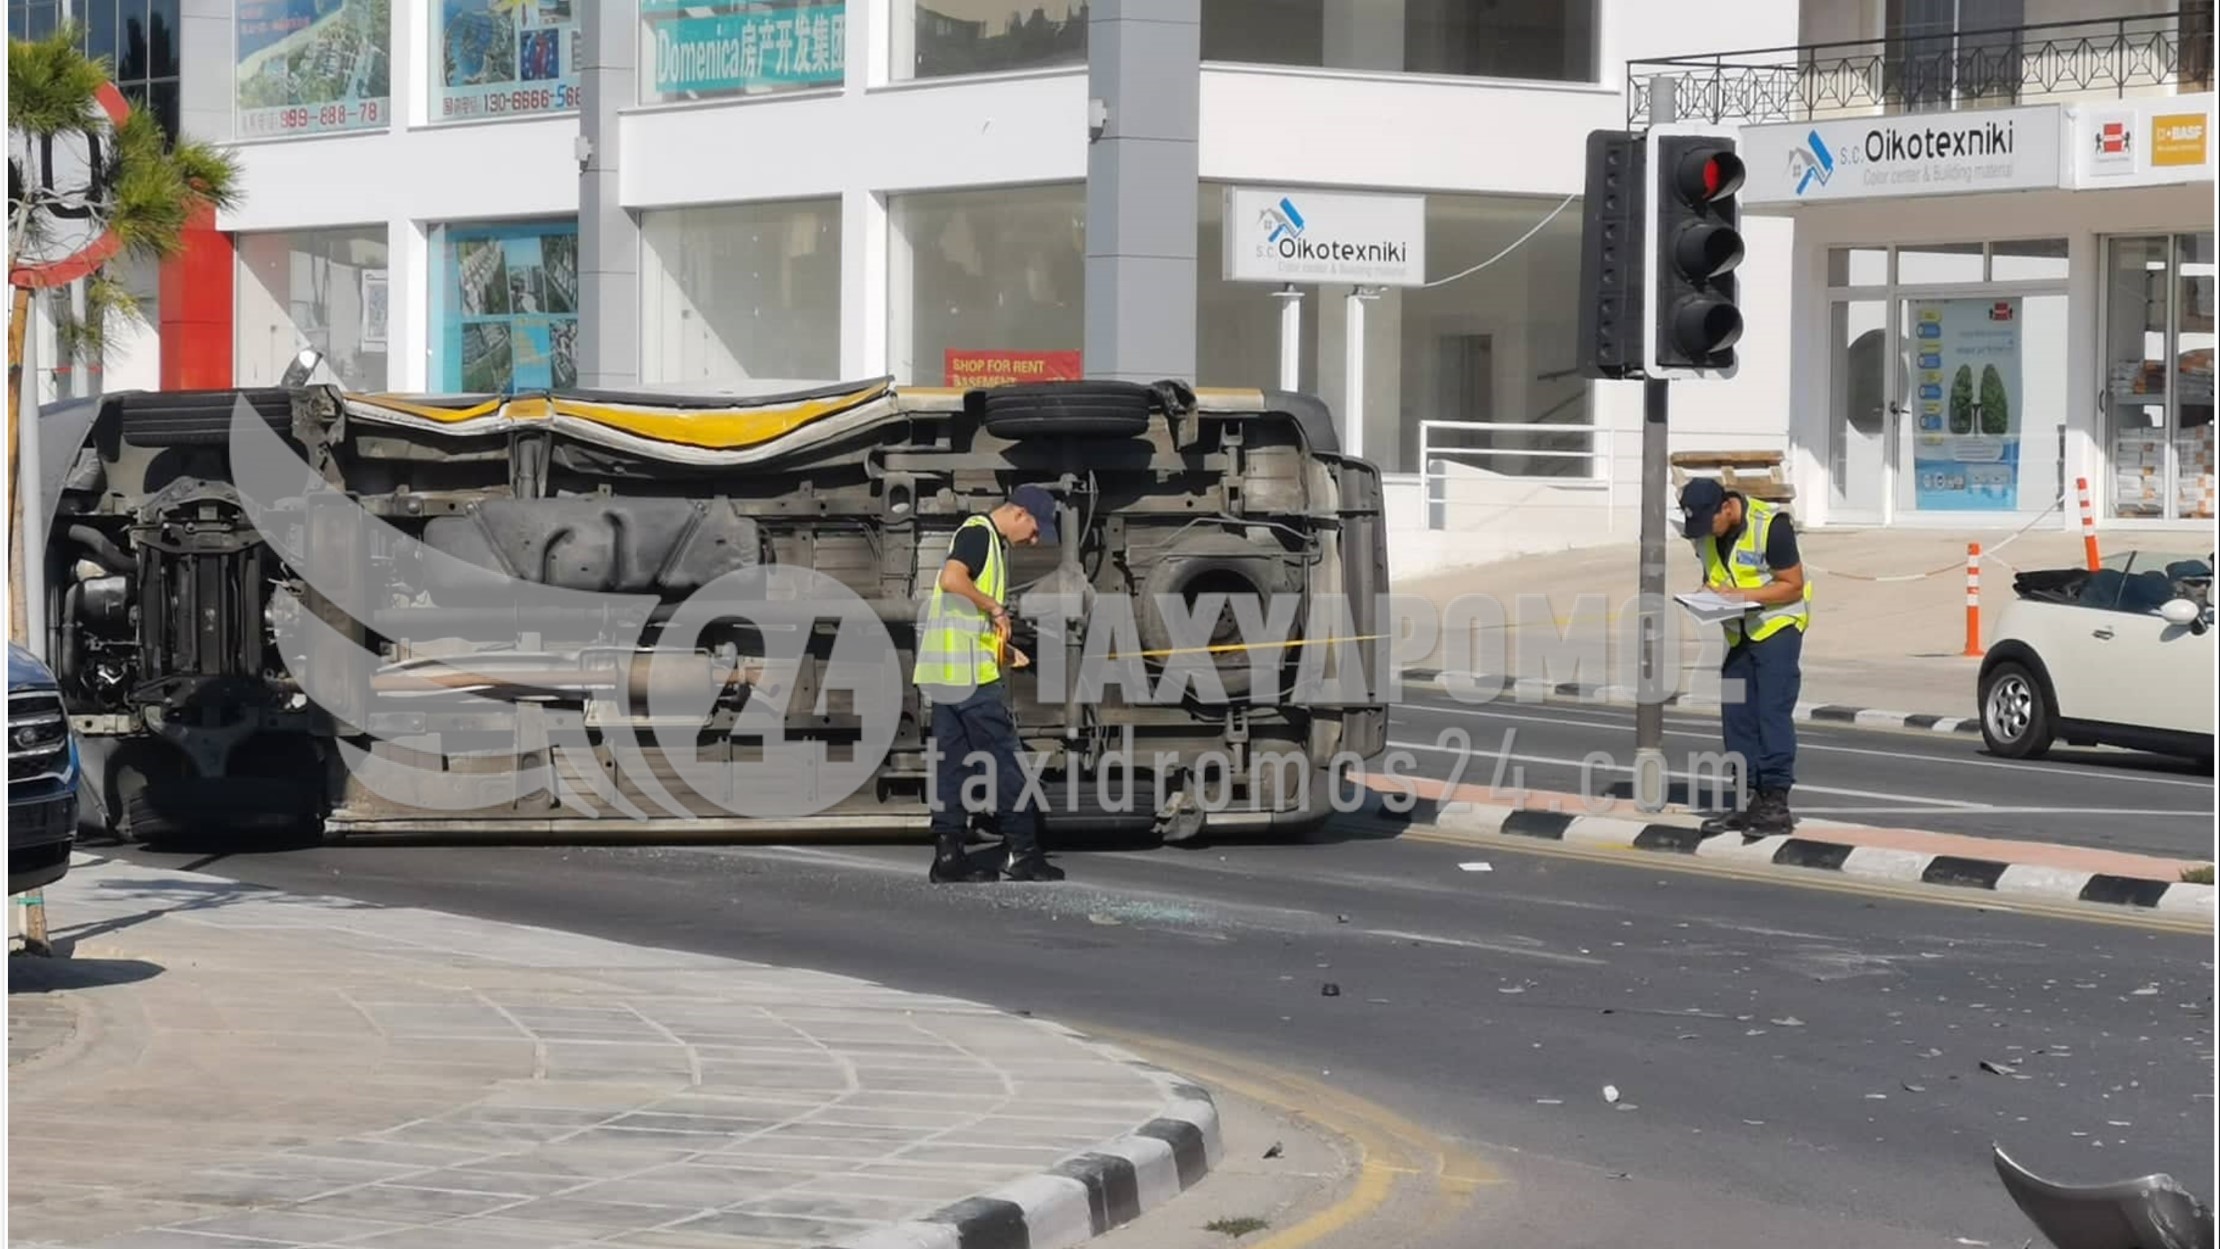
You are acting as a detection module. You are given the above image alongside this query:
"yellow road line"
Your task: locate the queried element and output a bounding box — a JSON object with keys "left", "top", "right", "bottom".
{"left": 1081, "top": 1028, "right": 1499, "bottom": 1249}
{"left": 1396, "top": 827, "right": 2213, "bottom": 935}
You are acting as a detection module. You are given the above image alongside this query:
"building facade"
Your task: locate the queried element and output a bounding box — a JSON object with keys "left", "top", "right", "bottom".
{"left": 12, "top": 1, "right": 2210, "bottom": 573}
{"left": 1642, "top": 0, "right": 2215, "bottom": 533}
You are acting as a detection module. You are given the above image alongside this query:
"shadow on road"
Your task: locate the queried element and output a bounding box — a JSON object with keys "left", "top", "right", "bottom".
{"left": 8, "top": 950, "right": 165, "bottom": 993}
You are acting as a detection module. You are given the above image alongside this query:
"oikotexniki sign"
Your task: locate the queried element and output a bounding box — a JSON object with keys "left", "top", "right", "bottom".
{"left": 1223, "top": 187, "right": 1426, "bottom": 286}
{"left": 1740, "top": 104, "right": 2065, "bottom": 206}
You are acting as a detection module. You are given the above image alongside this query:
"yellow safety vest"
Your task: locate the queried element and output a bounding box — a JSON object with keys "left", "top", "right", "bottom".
{"left": 914, "top": 514, "right": 1007, "bottom": 693}
{"left": 1697, "top": 498, "right": 1812, "bottom": 645}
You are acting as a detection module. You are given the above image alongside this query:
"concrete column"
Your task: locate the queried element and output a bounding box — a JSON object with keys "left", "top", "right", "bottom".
{"left": 1084, "top": 0, "right": 1200, "bottom": 384}
{"left": 178, "top": 0, "right": 235, "bottom": 144}
{"left": 841, "top": 191, "right": 889, "bottom": 381}
{"left": 579, "top": 1, "right": 640, "bottom": 390}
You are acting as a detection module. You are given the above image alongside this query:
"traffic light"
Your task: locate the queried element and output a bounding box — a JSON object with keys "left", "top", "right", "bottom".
{"left": 1644, "top": 126, "right": 1745, "bottom": 378}
{"left": 1575, "top": 129, "right": 1647, "bottom": 380}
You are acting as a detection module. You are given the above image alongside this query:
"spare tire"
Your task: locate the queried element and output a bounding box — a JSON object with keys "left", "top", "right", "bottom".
{"left": 982, "top": 381, "right": 1152, "bottom": 441}
{"left": 1137, "top": 533, "right": 1296, "bottom": 700}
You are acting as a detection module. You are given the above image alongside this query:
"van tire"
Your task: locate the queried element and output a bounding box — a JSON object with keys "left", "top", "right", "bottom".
{"left": 1137, "top": 534, "right": 1292, "bottom": 700}
{"left": 982, "top": 382, "right": 1152, "bottom": 441}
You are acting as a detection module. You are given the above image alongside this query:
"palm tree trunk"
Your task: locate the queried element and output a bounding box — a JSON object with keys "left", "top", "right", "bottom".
{"left": 9, "top": 282, "right": 31, "bottom": 646}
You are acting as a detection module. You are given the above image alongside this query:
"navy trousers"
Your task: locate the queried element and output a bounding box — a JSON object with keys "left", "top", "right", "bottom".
{"left": 1720, "top": 626, "right": 1803, "bottom": 795}
{"left": 928, "top": 684, "right": 1041, "bottom": 854}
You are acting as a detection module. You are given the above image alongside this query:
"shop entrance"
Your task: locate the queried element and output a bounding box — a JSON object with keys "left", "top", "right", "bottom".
{"left": 1824, "top": 243, "right": 2068, "bottom": 526}
{"left": 2102, "top": 233, "right": 2215, "bottom": 523}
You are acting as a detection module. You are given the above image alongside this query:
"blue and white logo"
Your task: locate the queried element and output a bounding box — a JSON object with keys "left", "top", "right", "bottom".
{"left": 1789, "top": 129, "right": 1835, "bottom": 196}
{"left": 1259, "top": 196, "right": 1305, "bottom": 245}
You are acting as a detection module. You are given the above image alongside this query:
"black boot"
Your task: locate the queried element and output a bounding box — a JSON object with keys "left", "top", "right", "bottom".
{"left": 929, "top": 834, "right": 998, "bottom": 883}
{"left": 1699, "top": 805, "right": 1753, "bottom": 836}
{"left": 1002, "top": 846, "right": 1066, "bottom": 882}
{"left": 1747, "top": 788, "right": 1794, "bottom": 836}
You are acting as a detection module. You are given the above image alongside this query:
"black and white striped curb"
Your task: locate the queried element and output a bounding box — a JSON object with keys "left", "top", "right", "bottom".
{"left": 824, "top": 1035, "right": 1221, "bottom": 1249}
{"left": 1397, "top": 796, "right": 2217, "bottom": 920}
{"left": 1401, "top": 669, "right": 1984, "bottom": 735}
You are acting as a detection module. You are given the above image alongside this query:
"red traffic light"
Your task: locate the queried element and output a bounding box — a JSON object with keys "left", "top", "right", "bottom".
{"left": 1674, "top": 148, "right": 1745, "bottom": 205}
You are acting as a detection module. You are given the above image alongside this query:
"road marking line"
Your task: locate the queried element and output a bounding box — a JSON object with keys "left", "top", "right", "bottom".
{"left": 1796, "top": 806, "right": 2202, "bottom": 818}
{"left": 1383, "top": 738, "right": 1992, "bottom": 810}
{"left": 1077, "top": 1029, "right": 1502, "bottom": 1249}
{"left": 1360, "top": 928, "right": 1605, "bottom": 966}
{"left": 1396, "top": 700, "right": 2216, "bottom": 791}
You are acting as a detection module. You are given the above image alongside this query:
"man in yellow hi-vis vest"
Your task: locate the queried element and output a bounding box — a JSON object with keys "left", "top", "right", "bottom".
{"left": 1679, "top": 478, "right": 1812, "bottom": 837}
{"left": 914, "top": 485, "right": 1065, "bottom": 883}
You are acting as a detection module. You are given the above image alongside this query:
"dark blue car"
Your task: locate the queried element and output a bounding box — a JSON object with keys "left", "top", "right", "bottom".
{"left": 10, "top": 642, "right": 80, "bottom": 895}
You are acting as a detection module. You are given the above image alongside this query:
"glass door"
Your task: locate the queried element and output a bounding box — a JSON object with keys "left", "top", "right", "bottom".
{"left": 1828, "top": 298, "right": 1892, "bottom": 522}
{"left": 2103, "top": 232, "right": 2216, "bottom": 521}
{"left": 1896, "top": 292, "right": 2059, "bottom": 515}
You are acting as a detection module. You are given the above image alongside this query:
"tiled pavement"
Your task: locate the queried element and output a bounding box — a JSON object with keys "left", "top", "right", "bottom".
{"left": 7, "top": 856, "right": 1203, "bottom": 1248}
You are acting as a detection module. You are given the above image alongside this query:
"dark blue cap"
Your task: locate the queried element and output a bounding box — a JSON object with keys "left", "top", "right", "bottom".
{"left": 1679, "top": 477, "right": 1728, "bottom": 540}
{"left": 1010, "top": 484, "right": 1060, "bottom": 544}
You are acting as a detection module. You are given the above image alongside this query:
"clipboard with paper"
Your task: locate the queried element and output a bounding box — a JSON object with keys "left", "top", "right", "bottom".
{"left": 1674, "top": 590, "right": 1753, "bottom": 625}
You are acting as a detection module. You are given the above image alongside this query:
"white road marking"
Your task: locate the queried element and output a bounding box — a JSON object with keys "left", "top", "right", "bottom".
{"left": 1794, "top": 806, "right": 2202, "bottom": 818}
{"left": 1383, "top": 737, "right": 1993, "bottom": 810}
{"left": 1395, "top": 699, "right": 2216, "bottom": 792}
{"left": 1362, "top": 928, "right": 1606, "bottom": 966}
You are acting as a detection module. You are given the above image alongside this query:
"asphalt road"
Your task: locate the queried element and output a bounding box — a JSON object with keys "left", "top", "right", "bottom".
{"left": 1386, "top": 688, "right": 2218, "bottom": 858}
{"left": 112, "top": 817, "right": 2216, "bottom": 1249}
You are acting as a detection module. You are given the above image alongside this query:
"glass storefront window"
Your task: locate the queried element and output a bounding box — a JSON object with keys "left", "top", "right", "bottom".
{"left": 1896, "top": 241, "right": 1984, "bottom": 285}
{"left": 2102, "top": 233, "right": 2213, "bottom": 520}
{"left": 1202, "top": 0, "right": 1598, "bottom": 83}
{"left": 234, "top": 0, "right": 390, "bottom": 139}
{"left": 1827, "top": 247, "right": 1887, "bottom": 287}
{"left": 434, "top": 0, "right": 579, "bottom": 123}
{"left": 234, "top": 226, "right": 390, "bottom": 390}
{"left": 431, "top": 219, "right": 581, "bottom": 393}
{"left": 889, "top": 184, "right": 1084, "bottom": 387}
{"left": 1989, "top": 238, "right": 2068, "bottom": 282}
{"left": 894, "top": 0, "right": 1085, "bottom": 81}
{"left": 640, "top": 0, "right": 846, "bottom": 106}
{"left": 640, "top": 199, "right": 842, "bottom": 388}
{"left": 1196, "top": 186, "right": 1589, "bottom": 476}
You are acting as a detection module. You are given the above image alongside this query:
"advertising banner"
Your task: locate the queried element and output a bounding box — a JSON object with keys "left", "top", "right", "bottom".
{"left": 438, "top": 0, "right": 579, "bottom": 122}
{"left": 944, "top": 350, "right": 1083, "bottom": 389}
{"left": 441, "top": 221, "right": 580, "bottom": 394}
{"left": 1910, "top": 298, "right": 2022, "bottom": 511}
{"left": 236, "top": 0, "right": 392, "bottom": 138}
{"left": 1223, "top": 187, "right": 1426, "bottom": 286}
{"left": 641, "top": 0, "right": 846, "bottom": 103}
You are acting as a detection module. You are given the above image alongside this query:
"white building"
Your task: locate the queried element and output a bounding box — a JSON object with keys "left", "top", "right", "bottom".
{"left": 13, "top": 0, "right": 2212, "bottom": 574}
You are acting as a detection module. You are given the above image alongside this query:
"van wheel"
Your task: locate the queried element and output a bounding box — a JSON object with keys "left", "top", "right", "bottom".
{"left": 1137, "top": 533, "right": 1292, "bottom": 700}
{"left": 982, "top": 382, "right": 1152, "bottom": 441}
{"left": 1980, "top": 662, "right": 2054, "bottom": 760}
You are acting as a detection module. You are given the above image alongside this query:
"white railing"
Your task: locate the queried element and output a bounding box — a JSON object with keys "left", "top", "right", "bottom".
{"left": 1418, "top": 420, "right": 1615, "bottom": 531}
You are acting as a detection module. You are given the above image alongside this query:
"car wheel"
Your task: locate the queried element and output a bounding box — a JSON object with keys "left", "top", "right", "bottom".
{"left": 980, "top": 382, "right": 1152, "bottom": 441}
{"left": 1980, "top": 661, "right": 2054, "bottom": 760}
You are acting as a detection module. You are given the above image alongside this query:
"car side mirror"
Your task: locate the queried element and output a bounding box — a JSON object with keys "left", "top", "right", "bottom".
{"left": 2160, "top": 598, "right": 2206, "bottom": 633}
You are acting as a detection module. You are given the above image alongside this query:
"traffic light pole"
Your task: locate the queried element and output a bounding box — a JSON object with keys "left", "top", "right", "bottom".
{"left": 1634, "top": 376, "right": 1670, "bottom": 812}
{"left": 1632, "top": 77, "right": 1678, "bottom": 814}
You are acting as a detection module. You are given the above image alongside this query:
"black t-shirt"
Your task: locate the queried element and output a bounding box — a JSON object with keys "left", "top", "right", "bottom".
{"left": 949, "top": 520, "right": 996, "bottom": 581}
{"left": 1715, "top": 509, "right": 1799, "bottom": 571}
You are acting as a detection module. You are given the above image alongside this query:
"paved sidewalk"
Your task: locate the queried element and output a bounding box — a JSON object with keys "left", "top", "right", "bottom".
{"left": 8, "top": 856, "right": 1216, "bottom": 1249}
{"left": 1400, "top": 529, "right": 2099, "bottom": 721}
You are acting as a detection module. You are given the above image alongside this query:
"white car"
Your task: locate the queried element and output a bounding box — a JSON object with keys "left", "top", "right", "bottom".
{"left": 1978, "top": 550, "right": 2214, "bottom": 764}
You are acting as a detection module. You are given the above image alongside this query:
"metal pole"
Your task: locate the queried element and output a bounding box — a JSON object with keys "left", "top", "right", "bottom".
{"left": 1633, "top": 378, "right": 1670, "bottom": 812}
{"left": 1633, "top": 75, "right": 1679, "bottom": 815}
{"left": 18, "top": 294, "right": 47, "bottom": 661}
{"left": 1344, "top": 287, "right": 1367, "bottom": 461}
{"left": 1273, "top": 284, "right": 1302, "bottom": 391}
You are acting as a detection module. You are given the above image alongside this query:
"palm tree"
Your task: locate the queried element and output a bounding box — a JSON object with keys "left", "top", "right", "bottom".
{"left": 7, "top": 21, "right": 243, "bottom": 643}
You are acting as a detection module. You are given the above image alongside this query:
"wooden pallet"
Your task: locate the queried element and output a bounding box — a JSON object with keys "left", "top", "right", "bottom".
{"left": 1669, "top": 451, "right": 1796, "bottom": 507}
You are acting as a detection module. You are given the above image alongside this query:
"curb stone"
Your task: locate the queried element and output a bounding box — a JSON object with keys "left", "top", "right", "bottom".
{"left": 824, "top": 1040, "right": 1221, "bottom": 1249}
{"left": 1401, "top": 669, "right": 1986, "bottom": 736}
{"left": 1404, "top": 799, "right": 2218, "bottom": 920}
